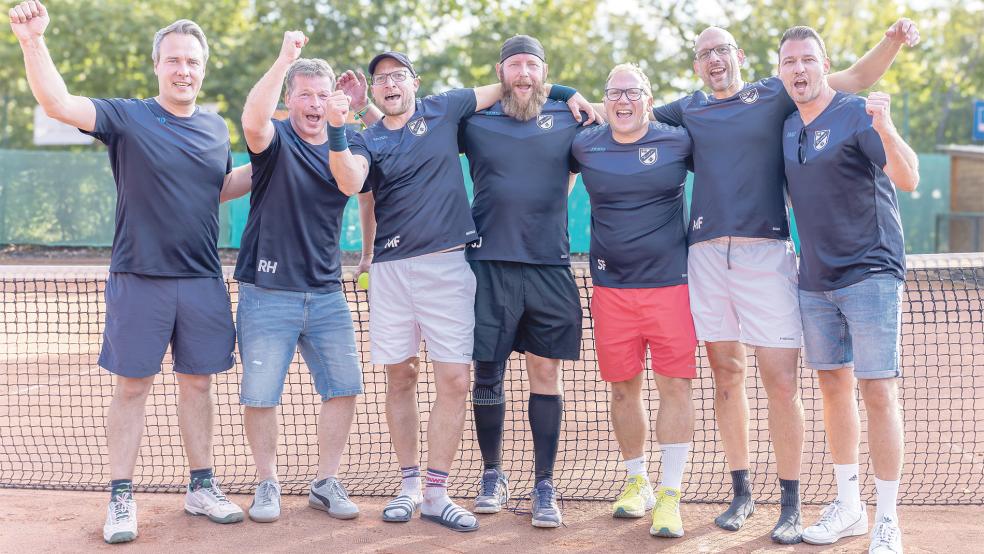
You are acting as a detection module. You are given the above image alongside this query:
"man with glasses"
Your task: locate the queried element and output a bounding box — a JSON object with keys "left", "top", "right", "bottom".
{"left": 458, "top": 35, "right": 597, "bottom": 529}
{"left": 328, "top": 51, "right": 593, "bottom": 533}
{"left": 652, "top": 20, "right": 919, "bottom": 543}
{"left": 572, "top": 63, "right": 696, "bottom": 539}
{"left": 778, "top": 26, "right": 916, "bottom": 554}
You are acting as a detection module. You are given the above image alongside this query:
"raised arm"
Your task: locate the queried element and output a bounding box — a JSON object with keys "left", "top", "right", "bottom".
{"left": 242, "top": 31, "right": 307, "bottom": 153}
{"left": 336, "top": 70, "right": 382, "bottom": 127}
{"left": 356, "top": 192, "right": 376, "bottom": 275}
{"left": 867, "top": 92, "right": 918, "bottom": 192}
{"left": 828, "top": 18, "right": 920, "bottom": 93}
{"left": 326, "top": 90, "right": 369, "bottom": 197}
{"left": 10, "top": 0, "right": 95, "bottom": 131}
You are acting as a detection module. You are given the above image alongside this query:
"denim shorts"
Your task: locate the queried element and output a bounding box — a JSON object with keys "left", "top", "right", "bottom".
{"left": 237, "top": 283, "right": 363, "bottom": 406}
{"left": 798, "top": 274, "right": 904, "bottom": 380}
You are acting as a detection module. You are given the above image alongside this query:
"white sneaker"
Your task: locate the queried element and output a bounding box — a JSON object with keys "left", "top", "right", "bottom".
{"left": 248, "top": 479, "right": 282, "bottom": 523}
{"left": 184, "top": 479, "right": 244, "bottom": 524}
{"left": 103, "top": 492, "right": 138, "bottom": 544}
{"left": 869, "top": 515, "right": 904, "bottom": 553}
{"left": 802, "top": 500, "right": 868, "bottom": 545}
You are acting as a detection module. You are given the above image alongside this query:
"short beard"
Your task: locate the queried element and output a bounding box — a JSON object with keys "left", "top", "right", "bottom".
{"left": 381, "top": 94, "right": 414, "bottom": 117}
{"left": 501, "top": 79, "right": 546, "bottom": 121}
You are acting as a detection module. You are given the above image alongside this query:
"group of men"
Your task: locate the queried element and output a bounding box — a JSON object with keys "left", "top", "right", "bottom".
{"left": 9, "top": 0, "right": 920, "bottom": 552}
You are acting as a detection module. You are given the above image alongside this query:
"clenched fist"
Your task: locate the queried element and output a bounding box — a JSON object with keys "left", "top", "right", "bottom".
{"left": 866, "top": 92, "right": 896, "bottom": 136}
{"left": 884, "top": 18, "right": 920, "bottom": 48}
{"left": 9, "top": 0, "right": 49, "bottom": 42}
{"left": 326, "top": 90, "right": 351, "bottom": 127}
{"left": 279, "top": 30, "right": 308, "bottom": 64}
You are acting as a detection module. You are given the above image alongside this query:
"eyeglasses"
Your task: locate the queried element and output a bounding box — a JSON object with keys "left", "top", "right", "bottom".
{"left": 604, "top": 87, "right": 646, "bottom": 101}
{"left": 695, "top": 44, "right": 737, "bottom": 62}
{"left": 798, "top": 128, "right": 807, "bottom": 164}
{"left": 371, "top": 70, "right": 412, "bottom": 86}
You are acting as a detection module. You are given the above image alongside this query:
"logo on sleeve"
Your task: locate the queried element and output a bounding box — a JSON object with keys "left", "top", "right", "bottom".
{"left": 408, "top": 118, "right": 428, "bottom": 136}
{"left": 537, "top": 114, "right": 554, "bottom": 130}
{"left": 739, "top": 87, "right": 759, "bottom": 104}
{"left": 639, "top": 147, "right": 658, "bottom": 165}
{"left": 814, "top": 129, "right": 830, "bottom": 150}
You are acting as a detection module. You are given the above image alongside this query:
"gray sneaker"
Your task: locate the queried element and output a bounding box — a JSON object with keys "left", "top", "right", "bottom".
{"left": 309, "top": 477, "right": 359, "bottom": 519}
{"left": 474, "top": 468, "right": 510, "bottom": 514}
{"left": 249, "top": 479, "right": 281, "bottom": 523}
{"left": 531, "top": 479, "right": 563, "bottom": 528}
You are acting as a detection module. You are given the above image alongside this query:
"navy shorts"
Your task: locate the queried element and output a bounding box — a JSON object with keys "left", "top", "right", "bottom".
{"left": 99, "top": 272, "right": 236, "bottom": 378}
{"left": 470, "top": 260, "right": 583, "bottom": 363}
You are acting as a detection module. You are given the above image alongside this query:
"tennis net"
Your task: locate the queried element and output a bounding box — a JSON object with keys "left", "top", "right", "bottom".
{"left": 1, "top": 254, "right": 982, "bottom": 504}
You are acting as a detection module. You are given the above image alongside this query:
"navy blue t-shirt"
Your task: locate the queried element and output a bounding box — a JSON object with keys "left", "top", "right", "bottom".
{"left": 459, "top": 100, "right": 584, "bottom": 265}
{"left": 350, "top": 89, "right": 478, "bottom": 262}
{"left": 83, "top": 98, "right": 232, "bottom": 277}
{"left": 783, "top": 92, "right": 905, "bottom": 291}
{"left": 654, "top": 77, "right": 794, "bottom": 245}
{"left": 235, "top": 119, "right": 353, "bottom": 292}
{"left": 571, "top": 122, "right": 692, "bottom": 288}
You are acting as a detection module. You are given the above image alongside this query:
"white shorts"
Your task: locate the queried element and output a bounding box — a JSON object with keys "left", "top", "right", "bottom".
{"left": 368, "top": 249, "right": 477, "bottom": 364}
{"left": 687, "top": 237, "right": 803, "bottom": 348}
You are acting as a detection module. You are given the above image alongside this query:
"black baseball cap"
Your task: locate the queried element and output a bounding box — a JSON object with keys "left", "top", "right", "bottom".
{"left": 368, "top": 51, "right": 416, "bottom": 76}
{"left": 499, "top": 35, "right": 546, "bottom": 63}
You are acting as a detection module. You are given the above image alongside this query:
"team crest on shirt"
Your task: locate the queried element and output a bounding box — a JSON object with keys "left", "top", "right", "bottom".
{"left": 814, "top": 129, "right": 830, "bottom": 150}
{"left": 639, "top": 147, "right": 658, "bottom": 165}
{"left": 408, "top": 117, "right": 428, "bottom": 136}
{"left": 739, "top": 87, "right": 759, "bottom": 104}
{"left": 537, "top": 114, "right": 554, "bottom": 130}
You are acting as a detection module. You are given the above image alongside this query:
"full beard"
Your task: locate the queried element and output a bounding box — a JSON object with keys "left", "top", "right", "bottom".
{"left": 501, "top": 80, "right": 546, "bottom": 121}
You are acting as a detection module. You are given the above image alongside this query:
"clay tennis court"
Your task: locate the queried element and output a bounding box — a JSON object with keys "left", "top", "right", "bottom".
{"left": 1, "top": 255, "right": 982, "bottom": 551}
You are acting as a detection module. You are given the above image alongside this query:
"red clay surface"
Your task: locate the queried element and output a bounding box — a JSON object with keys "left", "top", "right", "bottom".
{"left": 0, "top": 490, "right": 980, "bottom": 553}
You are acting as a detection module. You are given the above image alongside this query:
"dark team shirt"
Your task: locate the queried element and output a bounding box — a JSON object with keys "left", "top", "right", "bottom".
{"left": 83, "top": 98, "right": 232, "bottom": 277}
{"left": 235, "top": 119, "right": 354, "bottom": 292}
{"left": 571, "top": 122, "right": 692, "bottom": 288}
{"left": 459, "top": 100, "right": 584, "bottom": 265}
{"left": 782, "top": 92, "right": 905, "bottom": 291}
{"left": 349, "top": 89, "right": 478, "bottom": 262}
{"left": 654, "top": 77, "right": 794, "bottom": 245}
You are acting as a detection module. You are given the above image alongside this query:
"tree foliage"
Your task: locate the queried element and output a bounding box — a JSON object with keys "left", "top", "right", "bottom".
{"left": 0, "top": 0, "right": 980, "bottom": 151}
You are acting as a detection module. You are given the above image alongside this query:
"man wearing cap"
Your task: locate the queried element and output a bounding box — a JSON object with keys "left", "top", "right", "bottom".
{"left": 458, "top": 35, "right": 589, "bottom": 529}
{"left": 650, "top": 21, "right": 919, "bottom": 543}
{"left": 328, "top": 51, "right": 594, "bottom": 533}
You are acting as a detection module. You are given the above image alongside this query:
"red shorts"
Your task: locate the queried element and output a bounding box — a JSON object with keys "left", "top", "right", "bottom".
{"left": 591, "top": 284, "right": 697, "bottom": 382}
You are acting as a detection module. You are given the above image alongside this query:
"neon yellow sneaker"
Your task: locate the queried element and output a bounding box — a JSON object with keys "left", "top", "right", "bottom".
{"left": 650, "top": 486, "right": 684, "bottom": 538}
{"left": 612, "top": 475, "right": 656, "bottom": 518}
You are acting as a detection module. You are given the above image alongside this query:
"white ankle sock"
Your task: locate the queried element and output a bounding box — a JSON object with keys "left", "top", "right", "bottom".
{"left": 834, "top": 463, "right": 862, "bottom": 510}
{"left": 658, "top": 443, "right": 690, "bottom": 491}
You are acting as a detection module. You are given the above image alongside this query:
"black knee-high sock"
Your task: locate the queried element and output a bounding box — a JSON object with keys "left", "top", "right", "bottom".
{"left": 529, "top": 393, "right": 563, "bottom": 484}
{"left": 474, "top": 402, "right": 505, "bottom": 470}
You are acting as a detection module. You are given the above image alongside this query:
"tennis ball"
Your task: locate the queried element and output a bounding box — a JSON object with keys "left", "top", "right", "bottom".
{"left": 357, "top": 272, "right": 369, "bottom": 290}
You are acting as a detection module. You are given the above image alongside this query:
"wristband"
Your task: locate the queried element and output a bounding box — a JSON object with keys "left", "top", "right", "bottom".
{"left": 548, "top": 84, "right": 577, "bottom": 102}
{"left": 328, "top": 125, "right": 348, "bottom": 152}
{"left": 354, "top": 105, "right": 370, "bottom": 121}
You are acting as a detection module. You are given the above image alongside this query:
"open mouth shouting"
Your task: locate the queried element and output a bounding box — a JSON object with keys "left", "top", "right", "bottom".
{"left": 793, "top": 75, "right": 809, "bottom": 95}
{"left": 615, "top": 108, "right": 634, "bottom": 120}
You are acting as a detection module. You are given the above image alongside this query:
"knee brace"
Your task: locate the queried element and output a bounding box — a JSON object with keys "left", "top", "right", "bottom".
{"left": 472, "top": 360, "right": 506, "bottom": 405}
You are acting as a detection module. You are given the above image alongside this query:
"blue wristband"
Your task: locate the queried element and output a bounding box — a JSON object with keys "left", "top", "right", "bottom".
{"left": 328, "top": 125, "right": 348, "bottom": 152}
{"left": 548, "top": 84, "right": 577, "bottom": 102}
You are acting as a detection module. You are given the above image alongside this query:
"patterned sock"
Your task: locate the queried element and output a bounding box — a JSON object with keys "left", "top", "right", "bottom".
{"left": 189, "top": 468, "right": 214, "bottom": 490}
{"left": 110, "top": 479, "right": 132, "bottom": 501}
{"left": 400, "top": 465, "right": 421, "bottom": 497}
{"left": 731, "top": 469, "right": 752, "bottom": 497}
{"left": 423, "top": 468, "right": 449, "bottom": 501}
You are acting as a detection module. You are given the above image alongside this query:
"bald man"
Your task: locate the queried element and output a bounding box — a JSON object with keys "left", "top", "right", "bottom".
{"left": 651, "top": 20, "right": 918, "bottom": 543}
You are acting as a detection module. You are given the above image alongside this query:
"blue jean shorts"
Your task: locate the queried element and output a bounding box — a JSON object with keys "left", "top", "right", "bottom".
{"left": 237, "top": 283, "right": 363, "bottom": 406}
{"left": 99, "top": 272, "right": 235, "bottom": 378}
{"left": 798, "top": 274, "right": 904, "bottom": 380}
